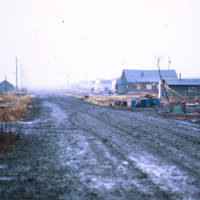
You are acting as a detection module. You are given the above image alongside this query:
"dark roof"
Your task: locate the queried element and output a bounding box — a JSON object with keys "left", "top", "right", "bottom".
{"left": 166, "top": 79, "right": 200, "bottom": 86}
{"left": 123, "top": 69, "right": 178, "bottom": 82}
{"left": 0, "top": 80, "right": 15, "bottom": 92}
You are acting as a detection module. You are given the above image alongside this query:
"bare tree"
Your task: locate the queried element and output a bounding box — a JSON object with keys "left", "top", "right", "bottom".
{"left": 156, "top": 55, "right": 169, "bottom": 101}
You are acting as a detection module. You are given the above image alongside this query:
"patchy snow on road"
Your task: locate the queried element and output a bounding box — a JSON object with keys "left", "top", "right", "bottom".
{"left": 128, "top": 153, "right": 197, "bottom": 198}
{"left": 18, "top": 119, "right": 40, "bottom": 125}
{"left": 43, "top": 101, "right": 67, "bottom": 122}
{"left": 0, "top": 177, "right": 15, "bottom": 182}
{"left": 90, "top": 176, "right": 116, "bottom": 190}
{"left": 0, "top": 164, "right": 8, "bottom": 169}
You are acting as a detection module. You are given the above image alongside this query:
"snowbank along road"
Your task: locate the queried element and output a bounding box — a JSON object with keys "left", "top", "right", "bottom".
{"left": 0, "top": 94, "right": 200, "bottom": 200}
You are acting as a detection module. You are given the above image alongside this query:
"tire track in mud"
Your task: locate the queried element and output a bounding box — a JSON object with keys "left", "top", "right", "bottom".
{"left": 53, "top": 96, "right": 200, "bottom": 179}
{"left": 51, "top": 98, "right": 170, "bottom": 199}
{"left": 73, "top": 107, "right": 200, "bottom": 163}
{"left": 80, "top": 136, "right": 152, "bottom": 200}
{"left": 68, "top": 96, "right": 200, "bottom": 144}
{"left": 113, "top": 110, "right": 200, "bottom": 145}
{"left": 70, "top": 95, "right": 200, "bottom": 137}
{"left": 80, "top": 103, "right": 200, "bottom": 145}
{"left": 97, "top": 110, "right": 200, "bottom": 172}
{"left": 87, "top": 111, "right": 200, "bottom": 190}
{"left": 79, "top": 105, "right": 200, "bottom": 159}
{"left": 32, "top": 95, "right": 200, "bottom": 199}
{"left": 68, "top": 111, "right": 174, "bottom": 200}
{"left": 37, "top": 98, "right": 107, "bottom": 200}
{"left": 73, "top": 112, "right": 198, "bottom": 195}
{"left": 47, "top": 98, "right": 143, "bottom": 199}
{"left": 56, "top": 96, "right": 200, "bottom": 199}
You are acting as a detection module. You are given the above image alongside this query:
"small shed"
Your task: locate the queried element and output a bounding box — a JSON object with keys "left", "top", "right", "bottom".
{"left": 0, "top": 80, "right": 15, "bottom": 93}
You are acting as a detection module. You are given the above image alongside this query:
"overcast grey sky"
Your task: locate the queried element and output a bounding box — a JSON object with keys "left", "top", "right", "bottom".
{"left": 0, "top": 0, "right": 200, "bottom": 88}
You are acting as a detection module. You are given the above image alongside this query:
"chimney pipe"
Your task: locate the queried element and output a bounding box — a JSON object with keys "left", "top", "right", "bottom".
{"left": 179, "top": 73, "right": 182, "bottom": 80}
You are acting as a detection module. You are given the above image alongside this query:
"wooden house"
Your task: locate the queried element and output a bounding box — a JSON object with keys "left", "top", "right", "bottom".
{"left": 166, "top": 78, "right": 200, "bottom": 97}
{"left": 116, "top": 69, "right": 178, "bottom": 94}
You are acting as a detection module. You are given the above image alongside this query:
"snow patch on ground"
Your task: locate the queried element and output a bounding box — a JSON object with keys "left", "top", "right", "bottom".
{"left": 90, "top": 177, "right": 116, "bottom": 190}
{"left": 18, "top": 119, "right": 40, "bottom": 125}
{"left": 128, "top": 154, "right": 194, "bottom": 196}
{"left": 0, "top": 177, "right": 14, "bottom": 181}
{"left": 43, "top": 101, "right": 67, "bottom": 123}
{"left": 0, "top": 164, "right": 8, "bottom": 169}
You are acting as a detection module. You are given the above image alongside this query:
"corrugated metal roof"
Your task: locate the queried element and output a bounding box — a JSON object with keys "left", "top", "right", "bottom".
{"left": 166, "top": 79, "right": 200, "bottom": 85}
{"left": 123, "top": 69, "right": 178, "bottom": 83}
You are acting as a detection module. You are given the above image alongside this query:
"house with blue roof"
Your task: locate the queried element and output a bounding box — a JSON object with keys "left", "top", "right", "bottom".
{"left": 116, "top": 69, "right": 178, "bottom": 94}
{"left": 0, "top": 80, "right": 15, "bottom": 93}
{"left": 166, "top": 78, "right": 200, "bottom": 97}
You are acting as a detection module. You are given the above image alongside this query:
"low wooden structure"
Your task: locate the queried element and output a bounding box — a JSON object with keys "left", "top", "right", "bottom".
{"left": 166, "top": 79, "right": 200, "bottom": 98}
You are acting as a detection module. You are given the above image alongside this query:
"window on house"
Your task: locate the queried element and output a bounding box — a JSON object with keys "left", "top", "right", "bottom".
{"left": 188, "top": 87, "right": 197, "bottom": 92}
{"left": 136, "top": 84, "right": 141, "bottom": 90}
{"left": 146, "top": 84, "right": 152, "bottom": 90}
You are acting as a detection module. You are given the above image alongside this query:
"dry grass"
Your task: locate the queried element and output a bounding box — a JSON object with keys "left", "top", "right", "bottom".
{"left": 0, "top": 93, "right": 34, "bottom": 122}
{"left": 69, "top": 93, "right": 157, "bottom": 108}
{"left": 0, "top": 92, "right": 33, "bottom": 154}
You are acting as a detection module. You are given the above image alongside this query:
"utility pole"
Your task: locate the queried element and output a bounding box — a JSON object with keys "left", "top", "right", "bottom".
{"left": 20, "top": 64, "right": 23, "bottom": 90}
{"left": 16, "top": 57, "right": 18, "bottom": 91}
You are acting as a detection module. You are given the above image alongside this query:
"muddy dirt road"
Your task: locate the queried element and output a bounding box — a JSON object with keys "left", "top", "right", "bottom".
{"left": 0, "top": 94, "right": 200, "bottom": 200}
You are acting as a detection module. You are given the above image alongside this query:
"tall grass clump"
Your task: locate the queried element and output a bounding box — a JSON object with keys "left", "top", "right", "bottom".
{"left": 0, "top": 92, "right": 34, "bottom": 153}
